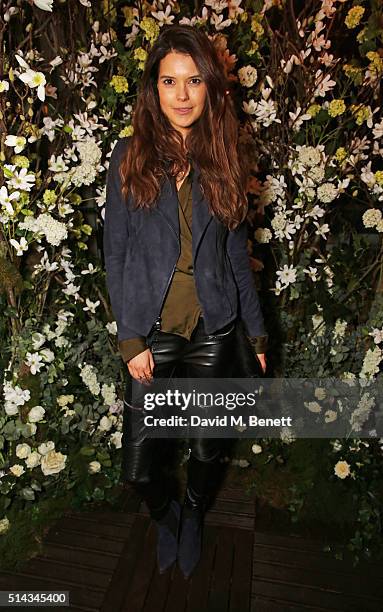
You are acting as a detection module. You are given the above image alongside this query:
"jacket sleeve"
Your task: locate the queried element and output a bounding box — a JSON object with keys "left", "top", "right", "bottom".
{"left": 226, "top": 220, "right": 268, "bottom": 342}
{"left": 103, "top": 137, "right": 141, "bottom": 345}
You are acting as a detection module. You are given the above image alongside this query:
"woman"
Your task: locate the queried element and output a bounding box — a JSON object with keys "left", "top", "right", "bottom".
{"left": 103, "top": 24, "right": 268, "bottom": 578}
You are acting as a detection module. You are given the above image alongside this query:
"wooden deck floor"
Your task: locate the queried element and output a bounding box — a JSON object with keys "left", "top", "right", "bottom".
{"left": 0, "top": 484, "right": 382, "bottom": 612}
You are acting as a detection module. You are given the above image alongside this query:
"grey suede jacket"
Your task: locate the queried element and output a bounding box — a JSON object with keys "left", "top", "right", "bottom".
{"left": 103, "top": 137, "right": 268, "bottom": 349}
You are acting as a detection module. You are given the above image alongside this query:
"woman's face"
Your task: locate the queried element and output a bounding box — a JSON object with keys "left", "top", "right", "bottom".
{"left": 157, "top": 51, "right": 207, "bottom": 141}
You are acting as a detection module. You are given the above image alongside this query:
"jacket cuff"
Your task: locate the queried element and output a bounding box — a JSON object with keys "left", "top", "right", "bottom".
{"left": 247, "top": 334, "right": 268, "bottom": 354}
{"left": 119, "top": 337, "right": 147, "bottom": 363}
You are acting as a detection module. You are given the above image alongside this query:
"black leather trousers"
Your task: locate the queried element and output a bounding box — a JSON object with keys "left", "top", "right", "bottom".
{"left": 122, "top": 316, "right": 236, "bottom": 519}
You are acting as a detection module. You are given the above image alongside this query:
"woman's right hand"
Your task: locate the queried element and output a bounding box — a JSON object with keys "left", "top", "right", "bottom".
{"left": 127, "top": 348, "right": 155, "bottom": 385}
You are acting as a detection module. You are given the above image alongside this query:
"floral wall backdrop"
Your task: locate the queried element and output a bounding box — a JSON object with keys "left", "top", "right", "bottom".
{"left": 0, "top": 0, "right": 382, "bottom": 563}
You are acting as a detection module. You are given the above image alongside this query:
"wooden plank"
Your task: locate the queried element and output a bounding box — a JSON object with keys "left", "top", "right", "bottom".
{"left": 163, "top": 564, "right": 189, "bottom": 612}
{"left": 251, "top": 577, "right": 382, "bottom": 610}
{"left": 63, "top": 510, "right": 136, "bottom": 527}
{"left": 52, "top": 516, "right": 131, "bottom": 540}
{"left": 251, "top": 595, "right": 332, "bottom": 612}
{"left": 45, "top": 528, "right": 125, "bottom": 554}
{"left": 120, "top": 521, "right": 157, "bottom": 611}
{"left": 39, "top": 544, "right": 118, "bottom": 571}
{"left": 230, "top": 528, "right": 253, "bottom": 612}
{"left": 142, "top": 561, "right": 172, "bottom": 612}
{"left": 8, "top": 558, "right": 110, "bottom": 590}
{"left": 100, "top": 514, "right": 150, "bottom": 612}
{"left": 186, "top": 525, "right": 218, "bottom": 611}
{"left": 208, "top": 526, "right": 234, "bottom": 612}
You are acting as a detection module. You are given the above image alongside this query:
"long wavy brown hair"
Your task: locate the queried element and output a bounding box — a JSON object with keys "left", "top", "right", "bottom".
{"left": 120, "top": 24, "right": 250, "bottom": 230}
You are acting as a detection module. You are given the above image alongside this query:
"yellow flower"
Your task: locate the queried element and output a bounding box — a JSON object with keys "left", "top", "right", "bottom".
{"left": 11, "top": 155, "right": 30, "bottom": 168}
{"left": 356, "top": 26, "right": 368, "bottom": 43}
{"left": 246, "top": 41, "right": 259, "bottom": 56}
{"left": 345, "top": 6, "right": 365, "bottom": 29}
{"left": 366, "top": 51, "right": 383, "bottom": 76}
{"left": 121, "top": 6, "right": 135, "bottom": 28}
{"left": 110, "top": 75, "right": 129, "bottom": 94}
{"left": 307, "top": 104, "right": 321, "bottom": 117}
{"left": 350, "top": 103, "right": 370, "bottom": 126}
{"left": 140, "top": 17, "right": 160, "bottom": 44}
{"left": 119, "top": 125, "right": 134, "bottom": 138}
{"left": 375, "top": 171, "right": 383, "bottom": 187}
{"left": 134, "top": 47, "right": 148, "bottom": 71}
{"left": 328, "top": 99, "right": 346, "bottom": 117}
{"left": 43, "top": 189, "right": 57, "bottom": 205}
{"left": 335, "top": 147, "right": 347, "bottom": 162}
{"left": 343, "top": 63, "right": 363, "bottom": 85}
{"left": 251, "top": 15, "right": 264, "bottom": 38}
{"left": 334, "top": 460, "right": 351, "bottom": 479}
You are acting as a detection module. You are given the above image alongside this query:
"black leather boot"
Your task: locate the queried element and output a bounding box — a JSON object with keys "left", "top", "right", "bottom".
{"left": 155, "top": 499, "right": 181, "bottom": 574}
{"left": 178, "top": 485, "right": 207, "bottom": 579}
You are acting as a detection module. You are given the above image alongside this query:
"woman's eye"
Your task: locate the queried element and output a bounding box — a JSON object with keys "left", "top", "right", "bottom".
{"left": 162, "top": 78, "right": 202, "bottom": 85}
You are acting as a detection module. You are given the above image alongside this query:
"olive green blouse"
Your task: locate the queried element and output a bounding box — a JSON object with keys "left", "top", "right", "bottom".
{"left": 118, "top": 169, "right": 268, "bottom": 363}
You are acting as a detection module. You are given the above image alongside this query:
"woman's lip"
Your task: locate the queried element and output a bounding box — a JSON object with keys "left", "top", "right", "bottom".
{"left": 174, "top": 107, "right": 192, "bottom": 114}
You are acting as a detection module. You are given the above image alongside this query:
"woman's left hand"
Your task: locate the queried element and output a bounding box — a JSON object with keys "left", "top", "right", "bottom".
{"left": 257, "top": 352, "right": 267, "bottom": 374}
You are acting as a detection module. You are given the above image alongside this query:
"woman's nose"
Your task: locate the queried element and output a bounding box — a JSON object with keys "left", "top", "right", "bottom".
{"left": 176, "top": 85, "right": 189, "bottom": 100}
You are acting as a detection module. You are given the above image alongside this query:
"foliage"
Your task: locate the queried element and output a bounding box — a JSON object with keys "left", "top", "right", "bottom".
{"left": 0, "top": 0, "right": 382, "bottom": 563}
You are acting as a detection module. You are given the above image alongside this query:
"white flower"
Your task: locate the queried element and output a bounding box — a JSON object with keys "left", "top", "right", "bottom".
{"left": 276, "top": 264, "right": 297, "bottom": 287}
{"left": 333, "top": 319, "right": 347, "bottom": 340}
{"left": 362, "top": 208, "right": 382, "bottom": 229}
{"left": 9, "top": 464, "right": 25, "bottom": 477}
{"left": 9, "top": 237, "right": 28, "bottom": 256}
{"left": 324, "top": 410, "right": 337, "bottom": 423}
{"left": 83, "top": 298, "right": 100, "bottom": 314}
{"left": 98, "top": 416, "right": 112, "bottom": 432}
{"left": 38, "top": 441, "right": 55, "bottom": 455}
{"left": 33, "top": 0, "right": 53, "bottom": 11}
{"left": 238, "top": 65, "right": 257, "bottom": 87}
{"left": 303, "top": 266, "right": 318, "bottom": 282}
{"left": 7, "top": 167, "right": 35, "bottom": 191}
{"left": 0, "top": 80, "right": 10, "bottom": 93}
{"left": 317, "top": 182, "right": 338, "bottom": 203}
{"left": 360, "top": 346, "right": 382, "bottom": 379}
{"left": 370, "top": 328, "right": 383, "bottom": 344}
{"left": 151, "top": 5, "right": 175, "bottom": 25}
{"left": 16, "top": 443, "right": 32, "bottom": 459}
{"left": 79, "top": 363, "right": 100, "bottom": 395}
{"left": 251, "top": 99, "right": 281, "bottom": 127}
{"left": 25, "top": 352, "right": 44, "bottom": 375}
{"left": 41, "top": 450, "right": 67, "bottom": 476}
{"left": 106, "top": 321, "right": 117, "bottom": 335}
{"left": 312, "top": 388, "right": 326, "bottom": 404}
{"left": 40, "top": 348, "right": 55, "bottom": 363}
{"left": 5, "top": 135, "right": 27, "bottom": 154}
{"left": 304, "top": 401, "right": 322, "bottom": 413}
{"left": 0, "top": 186, "right": 20, "bottom": 216}
{"left": 280, "top": 427, "right": 296, "bottom": 444}
{"left": 88, "top": 461, "right": 101, "bottom": 474}
{"left": 251, "top": 443, "right": 263, "bottom": 454}
{"left": 28, "top": 405, "right": 46, "bottom": 423}
{"left": 101, "top": 383, "right": 116, "bottom": 406}
{"left": 16, "top": 55, "right": 46, "bottom": 102}
{"left": 31, "top": 332, "right": 46, "bottom": 350}
{"left": 334, "top": 460, "right": 350, "bottom": 479}
{"left": 0, "top": 517, "right": 10, "bottom": 535}
{"left": 110, "top": 431, "right": 122, "bottom": 448}
{"left": 4, "top": 381, "right": 31, "bottom": 416}
{"left": 25, "top": 452, "right": 41, "bottom": 469}
{"left": 254, "top": 228, "right": 272, "bottom": 244}
{"left": 297, "top": 145, "right": 323, "bottom": 167}
{"left": 81, "top": 263, "right": 97, "bottom": 275}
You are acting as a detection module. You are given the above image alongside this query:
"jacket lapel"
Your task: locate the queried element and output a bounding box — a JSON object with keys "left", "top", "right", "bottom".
{"left": 155, "top": 174, "right": 180, "bottom": 241}
{"left": 155, "top": 161, "right": 213, "bottom": 257}
{"left": 191, "top": 163, "right": 213, "bottom": 263}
